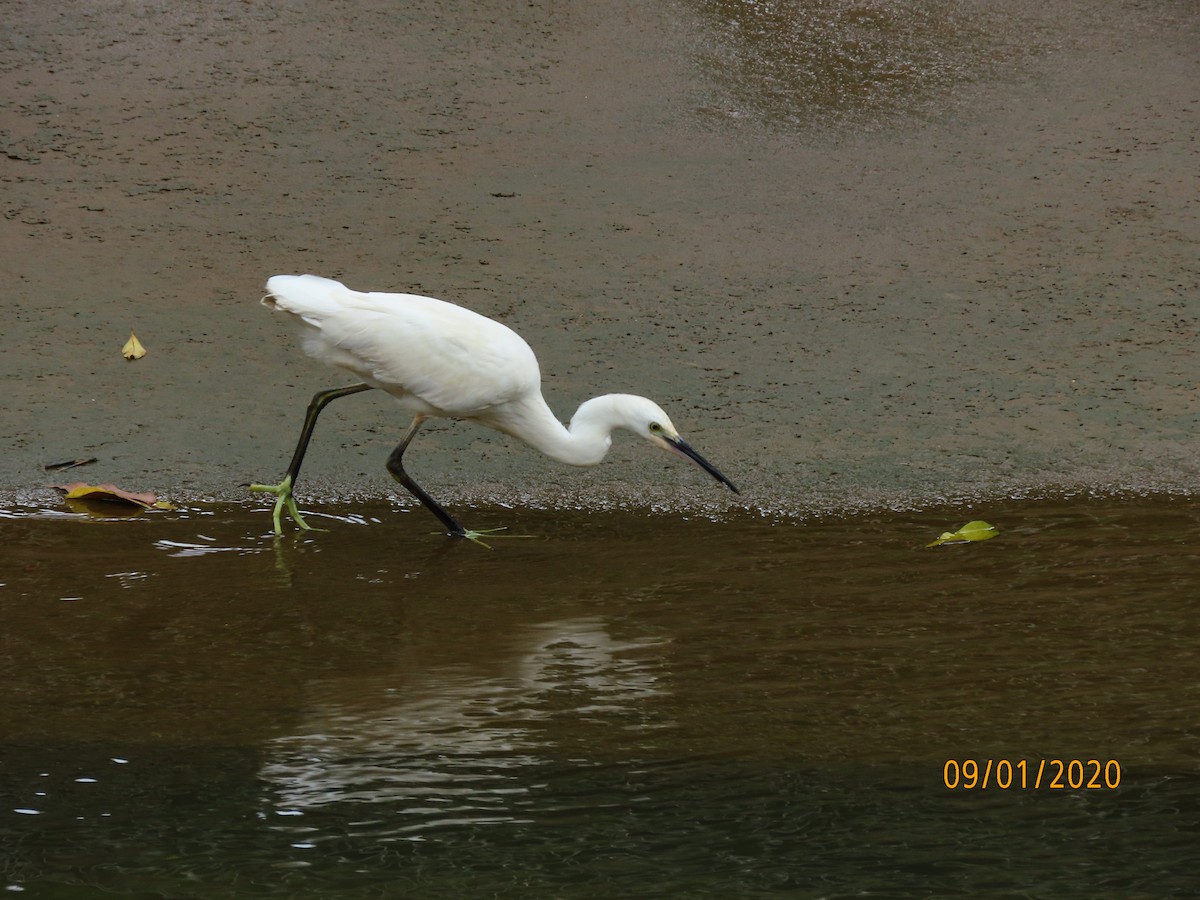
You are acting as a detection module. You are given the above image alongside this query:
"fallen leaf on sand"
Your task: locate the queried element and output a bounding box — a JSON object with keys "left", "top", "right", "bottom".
{"left": 122, "top": 332, "right": 146, "bottom": 360}
{"left": 51, "top": 482, "right": 174, "bottom": 510}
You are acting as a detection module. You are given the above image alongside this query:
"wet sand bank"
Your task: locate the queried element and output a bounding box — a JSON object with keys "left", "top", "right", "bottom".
{"left": 2, "top": 0, "right": 1196, "bottom": 515}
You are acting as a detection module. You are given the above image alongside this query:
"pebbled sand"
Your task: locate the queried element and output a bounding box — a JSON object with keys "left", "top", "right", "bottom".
{"left": 2, "top": 0, "right": 1197, "bottom": 514}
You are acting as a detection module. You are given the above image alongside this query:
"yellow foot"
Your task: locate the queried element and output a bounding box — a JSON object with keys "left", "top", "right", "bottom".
{"left": 249, "top": 476, "right": 315, "bottom": 534}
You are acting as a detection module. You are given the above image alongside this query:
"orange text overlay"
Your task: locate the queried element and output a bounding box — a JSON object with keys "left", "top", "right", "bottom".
{"left": 943, "top": 759, "right": 1121, "bottom": 790}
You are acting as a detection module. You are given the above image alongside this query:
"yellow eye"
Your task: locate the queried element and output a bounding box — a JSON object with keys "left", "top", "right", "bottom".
{"left": 649, "top": 422, "right": 664, "bottom": 434}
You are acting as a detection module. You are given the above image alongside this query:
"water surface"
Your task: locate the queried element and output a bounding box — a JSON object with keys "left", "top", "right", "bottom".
{"left": 3, "top": 497, "right": 1198, "bottom": 896}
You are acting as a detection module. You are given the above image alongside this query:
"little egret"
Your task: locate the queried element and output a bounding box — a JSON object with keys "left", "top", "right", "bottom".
{"left": 250, "top": 274, "right": 740, "bottom": 539}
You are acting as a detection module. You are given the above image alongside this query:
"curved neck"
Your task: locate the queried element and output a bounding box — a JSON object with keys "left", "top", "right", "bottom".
{"left": 488, "top": 394, "right": 627, "bottom": 467}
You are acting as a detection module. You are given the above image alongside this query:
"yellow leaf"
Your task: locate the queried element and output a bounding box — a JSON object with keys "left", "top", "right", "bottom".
{"left": 926, "top": 519, "right": 1000, "bottom": 548}
{"left": 50, "top": 481, "right": 173, "bottom": 510}
{"left": 122, "top": 332, "right": 146, "bottom": 360}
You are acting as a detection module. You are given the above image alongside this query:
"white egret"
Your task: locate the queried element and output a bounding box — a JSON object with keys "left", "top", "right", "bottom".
{"left": 250, "top": 275, "right": 739, "bottom": 539}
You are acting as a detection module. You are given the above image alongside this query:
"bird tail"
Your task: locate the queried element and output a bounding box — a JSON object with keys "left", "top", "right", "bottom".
{"left": 262, "top": 274, "right": 352, "bottom": 320}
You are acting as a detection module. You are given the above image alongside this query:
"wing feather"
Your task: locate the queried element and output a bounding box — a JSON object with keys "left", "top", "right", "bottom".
{"left": 264, "top": 275, "right": 539, "bottom": 417}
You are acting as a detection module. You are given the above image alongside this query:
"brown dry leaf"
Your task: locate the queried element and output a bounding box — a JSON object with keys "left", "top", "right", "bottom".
{"left": 51, "top": 482, "right": 174, "bottom": 510}
{"left": 122, "top": 332, "right": 146, "bottom": 360}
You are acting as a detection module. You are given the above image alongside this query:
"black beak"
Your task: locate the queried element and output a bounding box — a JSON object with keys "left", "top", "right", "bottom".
{"left": 666, "top": 436, "right": 741, "bottom": 495}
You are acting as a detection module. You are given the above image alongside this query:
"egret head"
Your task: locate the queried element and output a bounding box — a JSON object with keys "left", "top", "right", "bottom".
{"left": 615, "top": 395, "right": 741, "bottom": 494}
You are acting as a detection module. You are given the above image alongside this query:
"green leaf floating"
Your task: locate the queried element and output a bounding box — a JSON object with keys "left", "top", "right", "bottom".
{"left": 926, "top": 520, "right": 999, "bottom": 548}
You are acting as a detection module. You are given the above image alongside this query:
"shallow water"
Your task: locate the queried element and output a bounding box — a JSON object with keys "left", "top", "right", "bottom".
{"left": 2, "top": 496, "right": 1199, "bottom": 896}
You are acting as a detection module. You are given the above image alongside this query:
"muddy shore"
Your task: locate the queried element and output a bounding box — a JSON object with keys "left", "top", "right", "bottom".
{"left": 2, "top": 0, "right": 1196, "bottom": 516}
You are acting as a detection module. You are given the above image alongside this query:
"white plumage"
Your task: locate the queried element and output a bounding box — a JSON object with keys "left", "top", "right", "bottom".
{"left": 265, "top": 275, "right": 535, "bottom": 419}
{"left": 251, "top": 275, "right": 739, "bottom": 540}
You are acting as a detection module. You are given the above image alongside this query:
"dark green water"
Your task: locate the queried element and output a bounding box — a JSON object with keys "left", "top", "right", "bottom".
{"left": 3, "top": 497, "right": 1199, "bottom": 897}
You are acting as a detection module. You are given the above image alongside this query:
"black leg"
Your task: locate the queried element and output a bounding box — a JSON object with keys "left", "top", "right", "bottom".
{"left": 284, "top": 383, "right": 374, "bottom": 484}
{"left": 250, "top": 383, "right": 373, "bottom": 533}
{"left": 385, "top": 415, "right": 468, "bottom": 536}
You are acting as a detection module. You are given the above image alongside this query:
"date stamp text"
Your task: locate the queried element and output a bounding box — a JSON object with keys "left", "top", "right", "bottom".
{"left": 944, "top": 759, "right": 1121, "bottom": 790}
